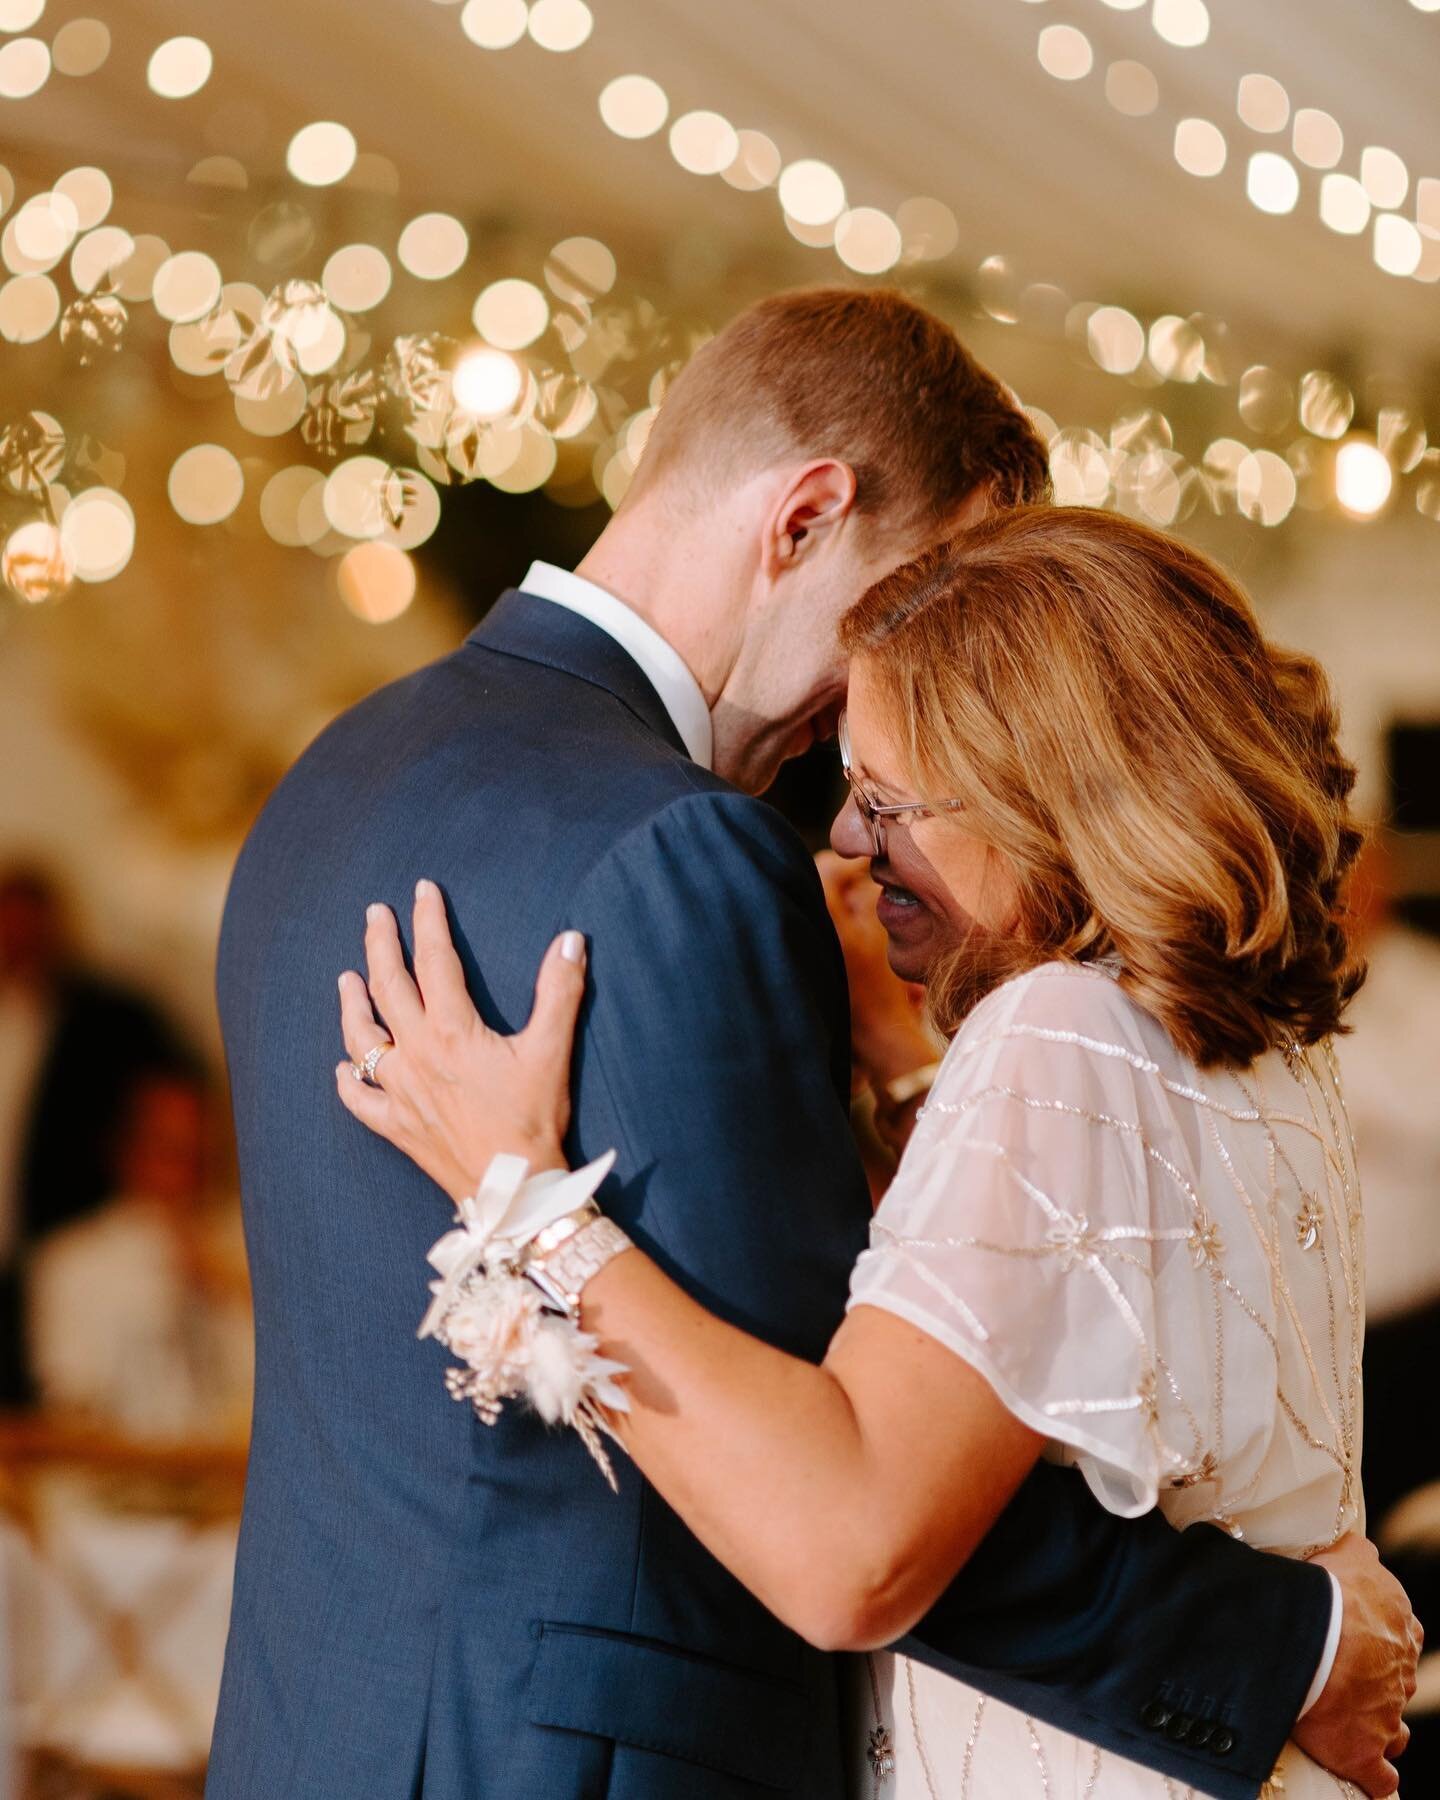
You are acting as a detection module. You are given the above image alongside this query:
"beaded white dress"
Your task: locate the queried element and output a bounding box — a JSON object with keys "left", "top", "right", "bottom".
{"left": 847, "top": 961, "right": 1364, "bottom": 1800}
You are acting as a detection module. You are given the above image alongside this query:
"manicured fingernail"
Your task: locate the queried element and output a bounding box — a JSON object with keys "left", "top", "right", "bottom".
{"left": 338, "top": 973, "right": 347, "bottom": 991}
{"left": 416, "top": 878, "right": 437, "bottom": 899}
{"left": 560, "top": 930, "right": 585, "bottom": 963}
{"left": 366, "top": 903, "right": 384, "bottom": 923}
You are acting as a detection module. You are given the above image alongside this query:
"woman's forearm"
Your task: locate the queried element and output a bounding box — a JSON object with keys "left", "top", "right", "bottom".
{"left": 580, "top": 1248, "right": 1043, "bottom": 1650}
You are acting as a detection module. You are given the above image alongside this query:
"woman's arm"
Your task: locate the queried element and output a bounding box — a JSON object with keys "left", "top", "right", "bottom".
{"left": 336, "top": 883, "right": 1041, "bottom": 1650}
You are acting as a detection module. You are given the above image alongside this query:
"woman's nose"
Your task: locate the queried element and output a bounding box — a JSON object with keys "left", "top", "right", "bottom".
{"left": 830, "top": 794, "right": 874, "bottom": 862}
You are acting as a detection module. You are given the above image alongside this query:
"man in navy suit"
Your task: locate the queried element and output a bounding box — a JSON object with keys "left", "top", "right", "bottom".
{"left": 209, "top": 289, "right": 1416, "bottom": 1799}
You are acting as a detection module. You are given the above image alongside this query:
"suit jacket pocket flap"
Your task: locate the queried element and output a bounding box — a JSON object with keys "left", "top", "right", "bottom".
{"left": 527, "top": 1622, "right": 809, "bottom": 1791}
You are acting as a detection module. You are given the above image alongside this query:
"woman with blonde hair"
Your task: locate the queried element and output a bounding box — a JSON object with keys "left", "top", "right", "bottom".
{"left": 334, "top": 506, "right": 1414, "bottom": 1797}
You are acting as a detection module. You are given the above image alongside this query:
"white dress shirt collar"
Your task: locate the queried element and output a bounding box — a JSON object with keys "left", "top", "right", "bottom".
{"left": 520, "top": 560, "right": 714, "bottom": 770}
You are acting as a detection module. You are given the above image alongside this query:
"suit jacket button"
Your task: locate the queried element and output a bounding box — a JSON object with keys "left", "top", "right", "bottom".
{"left": 1165, "top": 1712, "right": 1195, "bottom": 1742}
{"left": 1187, "top": 1720, "right": 1215, "bottom": 1748}
{"left": 1210, "top": 1727, "right": 1236, "bottom": 1755}
{"left": 1141, "top": 1699, "right": 1173, "bottom": 1730}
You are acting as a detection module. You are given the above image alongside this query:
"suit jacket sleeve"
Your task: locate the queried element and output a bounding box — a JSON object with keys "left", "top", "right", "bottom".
{"left": 570, "top": 789, "right": 1332, "bottom": 1799}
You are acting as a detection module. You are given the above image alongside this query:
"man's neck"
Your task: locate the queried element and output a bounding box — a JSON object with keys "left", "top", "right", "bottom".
{"left": 576, "top": 516, "right": 737, "bottom": 709}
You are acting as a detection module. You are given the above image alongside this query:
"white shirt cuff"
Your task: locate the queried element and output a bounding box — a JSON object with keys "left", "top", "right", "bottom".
{"left": 1299, "top": 1571, "right": 1344, "bottom": 1718}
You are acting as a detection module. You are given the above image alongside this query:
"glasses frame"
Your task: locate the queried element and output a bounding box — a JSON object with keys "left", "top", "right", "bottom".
{"left": 837, "top": 711, "right": 965, "bottom": 858}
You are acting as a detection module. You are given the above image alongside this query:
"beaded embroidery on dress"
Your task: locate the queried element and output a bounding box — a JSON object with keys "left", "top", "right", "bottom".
{"left": 847, "top": 961, "right": 1364, "bottom": 1799}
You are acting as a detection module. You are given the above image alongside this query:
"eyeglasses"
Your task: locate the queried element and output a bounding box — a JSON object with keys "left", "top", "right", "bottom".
{"left": 837, "top": 711, "right": 965, "bottom": 858}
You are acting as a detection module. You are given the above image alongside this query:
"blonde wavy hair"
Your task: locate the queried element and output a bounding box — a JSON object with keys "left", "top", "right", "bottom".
{"left": 840, "top": 506, "right": 1366, "bottom": 1067}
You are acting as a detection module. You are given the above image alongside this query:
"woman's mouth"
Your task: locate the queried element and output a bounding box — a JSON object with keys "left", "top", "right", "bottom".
{"left": 876, "top": 882, "right": 926, "bottom": 934}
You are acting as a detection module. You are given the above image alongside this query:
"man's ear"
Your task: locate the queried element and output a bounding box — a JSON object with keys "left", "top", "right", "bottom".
{"left": 761, "top": 460, "right": 859, "bottom": 579}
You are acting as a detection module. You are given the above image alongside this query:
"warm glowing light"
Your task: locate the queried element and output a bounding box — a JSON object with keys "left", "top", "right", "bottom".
{"left": 287, "top": 121, "right": 358, "bottom": 187}
{"left": 1235, "top": 450, "right": 1296, "bottom": 526}
{"left": 1246, "top": 151, "right": 1299, "bottom": 215}
{"left": 460, "top": 0, "right": 527, "bottom": 48}
{"left": 1236, "top": 73, "right": 1288, "bottom": 133}
{"left": 0, "top": 36, "right": 49, "bottom": 97}
{"left": 487, "top": 422, "right": 557, "bottom": 493}
{"left": 1037, "top": 24, "right": 1093, "bottom": 79}
{"left": 323, "top": 455, "right": 392, "bottom": 539}
{"left": 147, "top": 35, "right": 212, "bottom": 98}
{"left": 1298, "top": 371, "right": 1354, "bottom": 439}
{"left": 1292, "top": 108, "right": 1342, "bottom": 169}
{"left": 544, "top": 236, "right": 615, "bottom": 302}
{"left": 1374, "top": 213, "right": 1423, "bottom": 276}
{"left": 0, "top": 272, "right": 59, "bottom": 341}
{"left": 261, "top": 465, "right": 329, "bottom": 546}
{"left": 1319, "top": 173, "right": 1370, "bottom": 235}
{"left": 55, "top": 167, "right": 111, "bottom": 229}
{"left": 152, "top": 250, "right": 223, "bottom": 322}
{"left": 59, "top": 487, "right": 135, "bottom": 581}
{"left": 723, "top": 130, "right": 781, "bottom": 191}
{"left": 472, "top": 277, "right": 548, "bottom": 349}
{"left": 1152, "top": 0, "right": 1209, "bottom": 48}
{"left": 51, "top": 16, "right": 109, "bottom": 75}
{"left": 14, "top": 193, "right": 79, "bottom": 265}
{"left": 1174, "top": 118, "right": 1226, "bottom": 178}
{"left": 895, "top": 197, "right": 958, "bottom": 261}
{"left": 527, "top": 0, "right": 592, "bottom": 51}
{"left": 70, "top": 224, "right": 133, "bottom": 292}
{"left": 1237, "top": 365, "right": 1293, "bottom": 435}
{"left": 1086, "top": 306, "right": 1145, "bottom": 374}
{"left": 398, "top": 213, "right": 468, "bottom": 280}
{"left": 323, "top": 242, "right": 392, "bottom": 312}
{"left": 453, "top": 345, "right": 524, "bottom": 416}
{"left": 1334, "top": 439, "right": 1392, "bottom": 516}
{"left": 1360, "top": 146, "right": 1409, "bottom": 210}
{"left": 834, "top": 208, "right": 902, "bottom": 274}
{"left": 669, "top": 111, "right": 740, "bottom": 177}
{"left": 0, "top": 0, "right": 45, "bottom": 29}
{"left": 1148, "top": 315, "right": 1204, "bottom": 382}
{"left": 777, "top": 159, "right": 846, "bottom": 226}
{"left": 168, "top": 443, "right": 245, "bottom": 524}
{"left": 598, "top": 74, "right": 668, "bottom": 139}
{"left": 1378, "top": 408, "right": 1427, "bottom": 472}
{"left": 2, "top": 519, "right": 73, "bottom": 603}
{"left": 337, "top": 542, "right": 416, "bottom": 623}
{"left": 1105, "top": 60, "right": 1158, "bottom": 116}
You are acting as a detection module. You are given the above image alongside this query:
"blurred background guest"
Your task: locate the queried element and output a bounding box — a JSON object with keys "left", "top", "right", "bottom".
{"left": 26, "top": 1057, "right": 252, "bottom": 1443}
{"left": 0, "top": 865, "right": 190, "bottom": 1408}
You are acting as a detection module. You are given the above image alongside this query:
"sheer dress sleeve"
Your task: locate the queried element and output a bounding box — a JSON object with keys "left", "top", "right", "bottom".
{"left": 848, "top": 963, "right": 1222, "bottom": 1518}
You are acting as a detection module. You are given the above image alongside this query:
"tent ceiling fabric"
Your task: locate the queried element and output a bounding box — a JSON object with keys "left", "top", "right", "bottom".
{"left": 9, "top": 0, "right": 1439, "bottom": 376}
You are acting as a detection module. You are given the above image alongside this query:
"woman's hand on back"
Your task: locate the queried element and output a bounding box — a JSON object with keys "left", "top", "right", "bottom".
{"left": 335, "top": 879, "right": 585, "bottom": 1203}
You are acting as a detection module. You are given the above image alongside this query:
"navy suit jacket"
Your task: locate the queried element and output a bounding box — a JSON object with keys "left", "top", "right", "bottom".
{"left": 209, "top": 592, "right": 1332, "bottom": 1800}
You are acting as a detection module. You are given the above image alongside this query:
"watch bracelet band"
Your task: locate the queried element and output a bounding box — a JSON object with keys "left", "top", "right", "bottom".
{"left": 526, "top": 1214, "right": 634, "bottom": 1315}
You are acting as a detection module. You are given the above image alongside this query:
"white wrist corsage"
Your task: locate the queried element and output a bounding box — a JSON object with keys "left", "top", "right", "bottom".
{"left": 418, "top": 1151, "right": 633, "bottom": 1490}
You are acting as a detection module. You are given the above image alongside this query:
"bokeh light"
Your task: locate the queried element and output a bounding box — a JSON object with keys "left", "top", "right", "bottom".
{"left": 1236, "top": 73, "right": 1289, "bottom": 133}
{"left": 153, "top": 250, "right": 223, "bottom": 323}
{"left": 1105, "top": 60, "right": 1158, "bottom": 116}
{"left": 1298, "top": 370, "right": 1355, "bottom": 439}
{"left": 472, "top": 277, "right": 549, "bottom": 348}
{"left": 599, "top": 74, "right": 668, "bottom": 139}
{"left": 1319, "top": 172, "right": 1370, "bottom": 235}
{"left": 1086, "top": 306, "right": 1145, "bottom": 374}
{"left": 1246, "top": 151, "right": 1299, "bottom": 215}
{"left": 1360, "top": 146, "right": 1409, "bottom": 209}
{"left": 59, "top": 486, "right": 136, "bottom": 580}
{"left": 1037, "top": 24, "right": 1093, "bottom": 80}
{"left": 287, "top": 122, "right": 358, "bottom": 187}
{"left": 670, "top": 112, "right": 740, "bottom": 177}
{"left": 398, "top": 213, "right": 469, "bottom": 280}
{"left": 0, "top": 272, "right": 60, "bottom": 341}
{"left": 0, "top": 36, "right": 50, "bottom": 98}
{"left": 337, "top": 542, "right": 417, "bottom": 622}
{"left": 1374, "top": 214, "right": 1422, "bottom": 276}
{"left": 51, "top": 17, "right": 109, "bottom": 76}
{"left": 1152, "top": 0, "right": 1209, "bottom": 48}
{"left": 0, "top": 0, "right": 45, "bottom": 29}
{"left": 1292, "top": 108, "right": 1342, "bottom": 169}
{"left": 544, "top": 235, "right": 616, "bottom": 302}
{"left": 834, "top": 208, "right": 902, "bottom": 274}
{"left": 2, "top": 519, "right": 73, "bottom": 603}
{"left": 1235, "top": 449, "right": 1296, "bottom": 526}
{"left": 777, "top": 159, "right": 846, "bottom": 226}
{"left": 527, "top": 0, "right": 592, "bottom": 52}
{"left": 460, "top": 0, "right": 527, "bottom": 49}
{"left": 1174, "top": 119, "right": 1226, "bottom": 178}
{"left": 453, "top": 345, "right": 524, "bottom": 415}
{"left": 147, "top": 36, "right": 213, "bottom": 99}
{"left": 322, "top": 242, "right": 392, "bottom": 312}
{"left": 169, "top": 444, "right": 246, "bottom": 524}
{"left": 1334, "top": 438, "right": 1393, "bottom": 516}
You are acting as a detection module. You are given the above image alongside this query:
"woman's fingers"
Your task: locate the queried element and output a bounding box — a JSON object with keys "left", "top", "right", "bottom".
{"left": 338, "top": 969, "right": 394, "bottom": 1074}
{"left": 411, "top": 880, "right": 474, "bottom": 1030}
{"left": 364, "top": 902, "right": 423, "bottom": 1034}
{"left": 334, "top": 1059, "right": 393, "bottom": 1132}
{"left": 525, "top": 931, "right": 587, "bottom": 1068}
